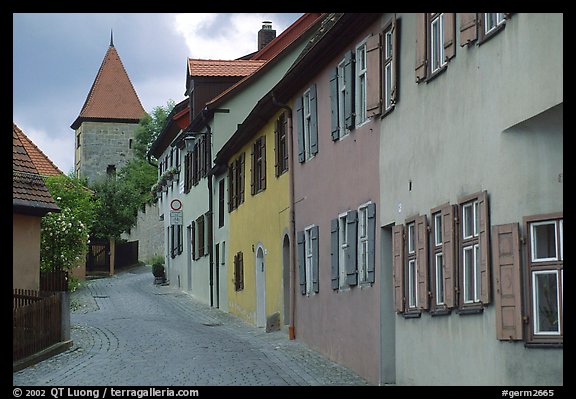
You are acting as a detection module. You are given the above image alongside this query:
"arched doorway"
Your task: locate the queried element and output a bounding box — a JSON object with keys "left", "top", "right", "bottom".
{"left": 255, "top": 246, "right": 266, "bottom": 328}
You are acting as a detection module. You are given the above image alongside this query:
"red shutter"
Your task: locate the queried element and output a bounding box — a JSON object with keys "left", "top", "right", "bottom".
{"left": 493, "top": 223, "right": 523, "bottom": 341}
{"left": 460, "top": 13, "right": 478, "bottom": 47}
{"left": 416, "top": 215, "right": 429, "bottom": 310}
{"left": 478, "top": 191, "right": 491, "bottom": 304}
{"left": 441, "top": 204, "right": 456, "bottom": 309}
{"left": 443, "top": 13, "right": 456, "bottom": 62}
{"left": 366, "top": 32, "right": 382, "bottom": 117}
{"left": 415, "top": 13, "right": 427, "bottom": 83}
{"left": 392, "top": 224, "right": 405, "bottom": 313}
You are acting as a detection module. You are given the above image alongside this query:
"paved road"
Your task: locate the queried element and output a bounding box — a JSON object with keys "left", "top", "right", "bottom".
{"left": 13, "top": 265, "right": 370, "bottom": 386}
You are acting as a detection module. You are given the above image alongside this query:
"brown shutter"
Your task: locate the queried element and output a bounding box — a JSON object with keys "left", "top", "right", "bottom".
{"left": 415, "top": 13, "right": 427, "bottom": 83}
{"left": 250, "top": 142, "right": 256, "bottom": 195}
{"left": 460, "top": 13, "right": 478, "bottom": 47}
{"left": 478, "top": 191, "right": 491, "bottom": 304}
{"left": 392, "top": 224, "right": 405, "bottom": 313}
{"left": 416, "top": 215, "right": 429, "bottom": 310}
{"left": 493, "top": 223, "right": 523, "bottom": 341}
{"left": 239, "top": 153, "right": 245, "bottom": 204}
{"left": 441, "top": 204, "right": 456, "bottom": 308}
{"left": 366, "top": 32, "right": 382, "bottom": 117}
{"left": 191, "top": 220, "right": 196, "bottom": 260}
{"left": 260, "top": 136, "right": 266, "bottom": 191}
{"left": 443, "top": 13, "right": 456, "bottom": 62}
{"left": 274, "top": 117, "right": 280, "bottom": 177}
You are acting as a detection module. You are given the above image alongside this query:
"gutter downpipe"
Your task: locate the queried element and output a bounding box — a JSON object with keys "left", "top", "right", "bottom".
{"left": 202, "top": 110, "right": 215, "bottom": 308}
{"left": 272, "top": 92, "right": 296, "bottom": 340}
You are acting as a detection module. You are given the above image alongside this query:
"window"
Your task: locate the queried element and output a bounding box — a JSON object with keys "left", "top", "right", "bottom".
{"left": 458, "top": 191, "right": 490, "bottom": 312}
{"left": 383, "top": 26, "right": 394, "bottom": 112}
{"left": 433, "top": 212, "right": 444, "bottom": 305}
{"left": 460, "top": 13, "right": 511, "bottom": 47}
{"left": 234, "top": 251, "right": 244, "bottom": 291}
{"left": 355, "top": 41, "right": 367, "bottom": 125}
{"left": 525, "top": 214, "right": 563, "bottom": 343}
{"left": 106, "top": 164, "right": 116, "bottom": 179}
{"left": 170, "top": 224, "right": 183, "bottom": 258}
{"left": 430, "top": 203, "right": 456, "bottom": 314}
{"left": 274, "top": 112, "right": 288, "bottom": 176}
{"left": 251, "top": 136, "right": 266, "bottom": 194}
{"left": 298, "top": 225, "right": 319, "bottom": 295}
{"left": 415, "top": 13, "right": 455, "bottom": 83}
{"left": 218, "top": 179, "right": 225, "bottom": 228}
{"left": 228, "top": 153, "right": 245, "bottom": 212}
{"left": 76, "top": 132, "right": 81, "bottom": 149}
{"left": 184, "top": 135, "right": 209, "bottom": 193}
{"left": 406, "top": 222, "right": 417, "bottom": 310}
{"left": 357, "top": 205, "right": 370, "bottom": 284}
{"left": 430, "top": 13, "right": 446, "bottom": 74}
{"left": 338, "top": 213, "right": 348, "bottom": 288}
{"left": 196, "top": 214, "right": 205, "bottom": 259}
{"left": 296, "top": 85, "right": 318, "bottom": 162}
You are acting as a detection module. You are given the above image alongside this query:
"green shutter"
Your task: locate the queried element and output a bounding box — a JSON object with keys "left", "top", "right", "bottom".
{"left": 309, "top": 84, "right": 318, "bottom": 156}
{"left": 344, "top": 50, "right": 355, "bottom": 130}
{"left": 295, "top": 96, "right": 305, "bottom": 163}
{"left": 331, "top": 218, "right": 339, "bottom": 290}
{"left": 329, "top": 68, "right": 339, "bottom": 141}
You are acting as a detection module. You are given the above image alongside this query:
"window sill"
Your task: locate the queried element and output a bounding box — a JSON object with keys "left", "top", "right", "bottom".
{"left": 430, "top": 308, "right": 452, "bottom": 317}
{"left": 424, "top": 65, "right": 448, "bottom": 84}
{"left": 402, "top": 310, "right": 421, "bottom": 319}
{"left": 457, "top": 306, "right": 484, "bottom": 315}
{"left": 524, "top": 342, "right": 563, "bottom": 349}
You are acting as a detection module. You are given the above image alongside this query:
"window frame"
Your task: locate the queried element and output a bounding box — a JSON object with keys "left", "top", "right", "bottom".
{"left": 275, "top": 112, "right": 288, "bottom": 176}
{"left": 303, "top": 88, "right": 313, "bottom": 161}
{"left": 355, "top": 39, "right": 368, "bottom": 126}
{"left": 357, "top": 204, "right": 370, "bottom": 284}
{"left": 432, "top": 211, "right": 445, "bottom": 307}
{"left": 478, "top": 13, "right": 509, "bottom": 45}
{"left": 304, "top": 224, "right": 316, "bottom": 296}
{"left": 338, "top": 212, "right": 349, "bottom": 289}
{"left": 430, "top": 13, "right": 446, "bottom": 74}
{"left": 251, "top": 135, "right": 266, "bottom": 195}
{"left": 337, "top": 59, "right": 348, "bottom": 140}
{"left": 404, "top": 219, "right": 419, "bottom": 314}
{"left": 524, "top": 213, "right": 563, "bottom": 345}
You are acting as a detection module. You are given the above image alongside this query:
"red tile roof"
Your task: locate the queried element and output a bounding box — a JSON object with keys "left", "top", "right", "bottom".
{"left": 13, "top": 123, "right": 60, "bottom": 214}
{"left": 187, "top": 59, "right": 266, "bottom": 77}
{"left": 71, "top": 45, "right": 146, "bottom": 129}
{"left": 14, "top": 125, "right": 63, "bottom": 177}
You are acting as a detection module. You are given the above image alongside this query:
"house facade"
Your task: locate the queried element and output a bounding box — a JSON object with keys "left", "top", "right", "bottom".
{"left": 13, "top": 123, "right": 60, "bottom": 290}
{"left": 214, "top": 108, "right": 291, "bottom": 327}
{"left": 378, "top": 13, "right": 562, "bottom": 385}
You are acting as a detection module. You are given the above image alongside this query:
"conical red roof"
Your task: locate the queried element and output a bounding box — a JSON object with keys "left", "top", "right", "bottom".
{"left": 71, "top": 45, "right": 146, "bottom": 129}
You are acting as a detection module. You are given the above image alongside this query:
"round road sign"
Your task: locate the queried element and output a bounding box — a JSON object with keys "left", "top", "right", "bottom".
{"left": 170, "top": 199, "right": 182, "bottom": 211}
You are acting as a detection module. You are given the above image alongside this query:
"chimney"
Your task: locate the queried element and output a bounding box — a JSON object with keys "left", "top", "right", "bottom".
{"left": 258, "top": 21, "right": 276, "bottom": 50}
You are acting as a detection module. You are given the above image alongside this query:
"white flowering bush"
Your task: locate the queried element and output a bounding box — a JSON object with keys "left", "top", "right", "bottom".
{"left": 40, "top": 206, "right": 89, "bottom": 271}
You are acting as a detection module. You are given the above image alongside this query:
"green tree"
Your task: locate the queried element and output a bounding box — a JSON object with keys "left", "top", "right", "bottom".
{"left": 133, "top": 100, "right": 175, "bottom": 161}
{"left": 40, "top": 174, "right": 95, "bottom": 272}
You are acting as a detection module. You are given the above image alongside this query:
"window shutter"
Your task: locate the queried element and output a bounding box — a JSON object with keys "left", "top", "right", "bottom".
{"left": 227, "top": 164, "right": 234, "bottom": 212}
{"left": 478, "top": 191, "right": 491, "bottom": 304}
{"left": 441, "top": 204, "right": 456, "bottom": 309}
{"left": 239, "top": 252, "right": 244, "bottom": 290}
{"left": 260, "top": 136, "right": 266, "bottom": 190}
{"left": 329, "top": 67, "right": 339, "bottom": 141}
{"left": 312, "top": 225, "right": 319, "bottom": 293}
{"left": 297, "top": 231, "right": 306, "bottom": 295}
{"left": 392, "top": 224, "right": 405, "bottom": 313}
{"left": 274, "top": 117, "right": 280, "bottom": 176}
{"left": 191, "top": 220, "right": 196, "bottom": 261}
{"left": 309, "top": 84, "right": 318, "bottom": 156}
{"left": 366, "top": 203, "right": 376, "bottom": 283}
{"left": 239, "top": 153, "right": 245, "bottom": 204}
{"left": 295, "top": 96, "right": 305, "bottom": 163}
{"left": 233, "top": 253, "right": 238, "bottom": 290}
{"left": 493, "top": 223, "right": 523, "bottom": 341}
{"left": 416, "top": 215, "right": 430, "bottom": 310}
{"left": 366, "top": 33, "right": 382, "bottom": 117}
{"left": 330, "top": 218, "right": 339, "bottom": 290}
{"left": 391, "top": 15, "right": 400, "bottom": 105}
{"left": 250, "top": 142, "right": 256, "bottom": 195}
{"left": 460, "top": 13, "right": 478, "bottom": 47}
{"left": 415, "top": 13, "right": 427, "bottom": 83}
{"left": 282, "top": 115, "right": 289, "bottom": 171}
{"left": 345, "top": 209, "right": 358, "bottom": 286}
{"left": 443, "top": 13, "right": 456, "bottom": 62}
{"left": 344, "top": 50, "right": 355, "bottom": 130}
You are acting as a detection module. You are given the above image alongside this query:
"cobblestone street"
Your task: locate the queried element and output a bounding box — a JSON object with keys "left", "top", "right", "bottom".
{"left": 13, "top": 265, "right": 371, "bottom": 386}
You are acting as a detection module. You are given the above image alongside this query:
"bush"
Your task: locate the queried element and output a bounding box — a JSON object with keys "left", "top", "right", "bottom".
{"left": 152, "top": 263, "right": 165, "bottom": 278}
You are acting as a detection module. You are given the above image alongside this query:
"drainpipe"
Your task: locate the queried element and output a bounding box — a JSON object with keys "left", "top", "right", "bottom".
{"left": 272, "top": 92, "right": 296, "bottom": 340}
{"left": 202, "top": 110, "right": 214, "bottom": 308}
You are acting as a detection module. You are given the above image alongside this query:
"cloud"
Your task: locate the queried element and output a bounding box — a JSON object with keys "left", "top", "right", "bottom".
{"left": 172, "top": 13, "right": 293, "bottom": 59}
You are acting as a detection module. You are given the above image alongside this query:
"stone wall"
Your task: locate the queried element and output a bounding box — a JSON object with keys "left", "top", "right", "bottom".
{"left": 121, "top": 202, "right": 164, "bottom": 264}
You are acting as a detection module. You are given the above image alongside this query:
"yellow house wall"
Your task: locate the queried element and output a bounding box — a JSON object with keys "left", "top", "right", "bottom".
{"left": 227, "top": 112, "right": 290, "bottom": 326}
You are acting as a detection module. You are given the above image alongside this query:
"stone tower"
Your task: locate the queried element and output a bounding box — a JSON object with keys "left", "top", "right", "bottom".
{"left": 71, "top": 34, "right": 146, "bottom": 184}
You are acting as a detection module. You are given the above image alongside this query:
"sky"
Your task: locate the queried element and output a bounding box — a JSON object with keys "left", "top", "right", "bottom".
{"left": 13, "top": 13, "right": 303, "bottom": 175}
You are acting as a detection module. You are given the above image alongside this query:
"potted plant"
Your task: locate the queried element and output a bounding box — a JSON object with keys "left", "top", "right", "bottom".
{"left": 152, "top": 261, "right": 166, "bottom": 284}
